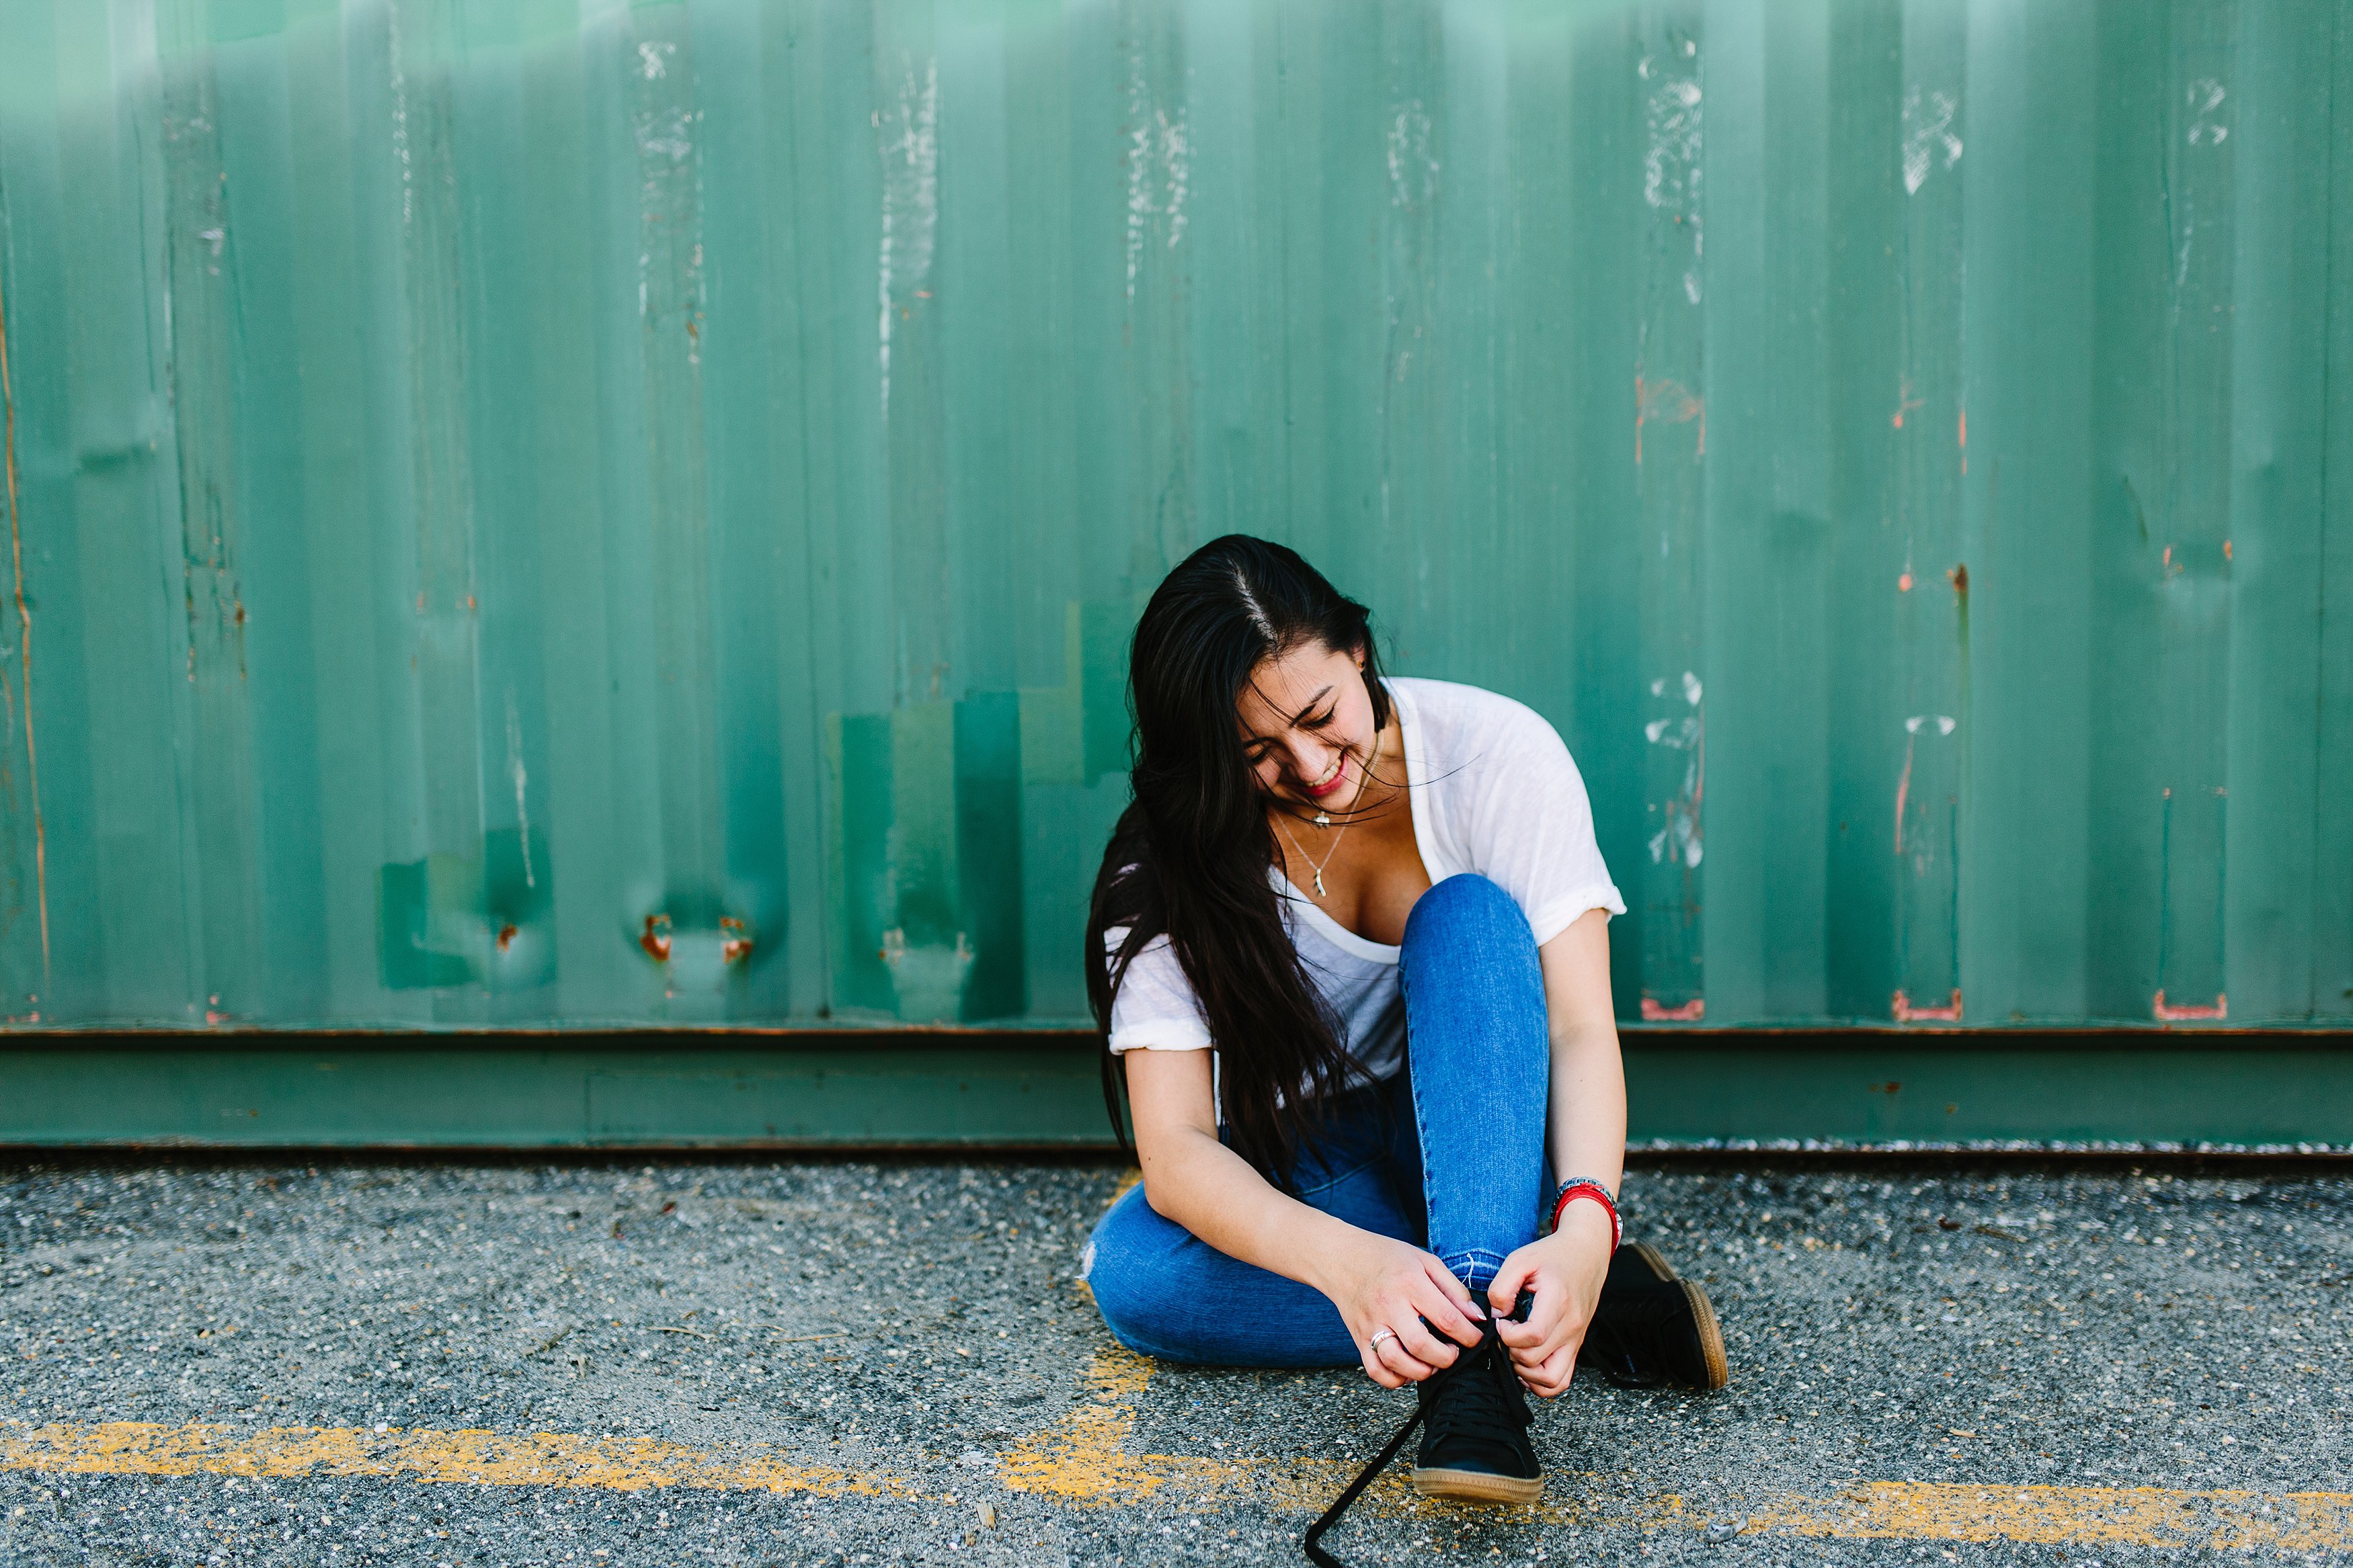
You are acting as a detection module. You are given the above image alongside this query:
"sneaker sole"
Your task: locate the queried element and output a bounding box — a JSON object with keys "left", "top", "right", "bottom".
{"left": 1677, "top": 1278, "right": 1731, "bottom": 1391}
{"left": 1411, "top": 1467, "right": 1544, "bottom": 1505}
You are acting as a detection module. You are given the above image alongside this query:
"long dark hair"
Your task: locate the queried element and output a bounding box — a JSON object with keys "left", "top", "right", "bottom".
{"left": 1085, "top": 535, "right": 1394, "bottom": 1182}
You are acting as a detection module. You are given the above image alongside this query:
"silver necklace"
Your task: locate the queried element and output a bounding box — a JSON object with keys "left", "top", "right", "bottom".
{"left": 1274, "top": 731, "right": 1382, "bottom": 900}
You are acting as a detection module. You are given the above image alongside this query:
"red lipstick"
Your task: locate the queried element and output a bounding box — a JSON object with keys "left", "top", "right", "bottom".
{"left": 1302, "top": 759, "right": 1349, "bottom": 799}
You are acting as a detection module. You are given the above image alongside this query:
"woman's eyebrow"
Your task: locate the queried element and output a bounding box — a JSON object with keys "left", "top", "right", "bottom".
{"left": 1286, "top": 686, "right": 1336, "bottom": 726}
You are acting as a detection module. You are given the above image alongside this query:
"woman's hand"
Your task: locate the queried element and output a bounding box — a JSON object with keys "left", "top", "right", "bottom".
{"left": 1487, "top": 1199, "right": 1615, "bottom": 1397}
{"left": 1320, "top": 1232, "right": 1488, "bottom": 1389}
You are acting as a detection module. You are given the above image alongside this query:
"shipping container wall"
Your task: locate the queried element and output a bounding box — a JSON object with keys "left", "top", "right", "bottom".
{"left": 0, "top": 0, "right": 2346, "bottom": 1032}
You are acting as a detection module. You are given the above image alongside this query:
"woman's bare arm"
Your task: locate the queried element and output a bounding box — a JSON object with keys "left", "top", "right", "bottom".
{"left": 1124, "top": 1046, "right": 1345, "bottom": 1280}
{"left": 1537, "top": 907, "right": 1628, "bottom": 1202}
{"left": 1123, "top": 1046, "right": 1482, "bottom": 1385}
{"left": 1488, "top": 905, "right": 1626, "bottom": 1394}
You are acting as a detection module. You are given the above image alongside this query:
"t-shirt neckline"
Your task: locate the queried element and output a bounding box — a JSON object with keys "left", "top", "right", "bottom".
{"left": 1270, "top": 679, "right": 1433, "bottom": 965}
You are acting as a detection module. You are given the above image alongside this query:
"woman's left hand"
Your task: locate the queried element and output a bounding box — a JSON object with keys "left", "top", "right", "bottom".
{"left": 1486, "top": 1200, "right": 1615, "bottom": 1397}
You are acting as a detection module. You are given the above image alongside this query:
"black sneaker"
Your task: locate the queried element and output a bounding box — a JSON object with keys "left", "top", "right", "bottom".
{"left": 1582, "top": 1241, "right": 1729, "bottom": 1391}
{"left": 1409, "top": 1318, "right": 1542, "bottom": 1505}
{"left": 1607, "top": 1239, "right": 1682, "bottom": 1292}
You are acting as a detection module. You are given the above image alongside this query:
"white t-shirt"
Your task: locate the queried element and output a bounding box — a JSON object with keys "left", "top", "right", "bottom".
{"left": 1105, "top": 677, "right": 1625, "bottom": 1084}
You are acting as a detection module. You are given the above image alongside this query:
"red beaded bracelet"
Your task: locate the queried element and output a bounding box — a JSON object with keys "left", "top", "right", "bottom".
{"left": 1550, "top": 1178, "right": 1622, "bottom": 1251}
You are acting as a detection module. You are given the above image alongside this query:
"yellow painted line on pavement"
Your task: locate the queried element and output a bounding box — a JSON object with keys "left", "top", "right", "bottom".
{"left": 7, "top": 1405, "right": 2348, "bottom": 1553}
{"left": 994, "top": 1347, "right": 2353, "bottom": 1552}
{"left": 0, "top": 1418, "right": 916, "bottom": 1499}
{"left": 998, "top": 1343, "right": 1253, "bottom": 1504}
{"left": 9, "top": 1351, "right": 2348, "bottom": 1555}
{"left": 1754, "top": 1480, "right": 2353, "bottom": 1552}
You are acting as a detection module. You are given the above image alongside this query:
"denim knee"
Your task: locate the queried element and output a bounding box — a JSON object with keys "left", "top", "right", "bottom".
{"left": 1403, "top": 873, "right": 1533, "bottom": 954}
{"left": 1079, "top": 1187, "right": 1180, "bottom": 1353}
{"left": 1080, "top": 1184, "right": 1361, "bottom": 1368}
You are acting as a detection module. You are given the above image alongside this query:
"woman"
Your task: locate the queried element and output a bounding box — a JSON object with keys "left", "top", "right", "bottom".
{"left": 1081, "top": 536, "right": 1726, "bottom": 1509}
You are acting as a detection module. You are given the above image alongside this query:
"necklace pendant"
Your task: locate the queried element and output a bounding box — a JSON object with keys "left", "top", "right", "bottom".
{"left": 1312, "top": 812, "right": 1331, "bottom": 829}
{"left": 1312, "top": 870, "right": 1326, "bottom": 897}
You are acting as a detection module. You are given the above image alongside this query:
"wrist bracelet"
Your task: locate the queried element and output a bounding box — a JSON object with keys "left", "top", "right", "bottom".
{"left": 1550, "top": 1177, "right": 1621, "bottom": 1251}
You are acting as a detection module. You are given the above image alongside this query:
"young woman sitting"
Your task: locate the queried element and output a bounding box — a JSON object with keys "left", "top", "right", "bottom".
{"left": 1081, "top": 535, "right": 1727, "bottom": 1509}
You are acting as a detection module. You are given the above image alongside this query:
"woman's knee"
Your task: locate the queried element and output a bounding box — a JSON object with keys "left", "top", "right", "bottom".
{"left": 1082, "top": 1186, "right": 1356, "bottom": 1366}
{"left": 1404, "top": 873, "right": 1533, "bottom": 955}
{"left": 1399, "top": 874, "right": 1547, "bottom": 1057}
{"left": 1080, "top": 1188, "right": 1189, "bottom": 1350}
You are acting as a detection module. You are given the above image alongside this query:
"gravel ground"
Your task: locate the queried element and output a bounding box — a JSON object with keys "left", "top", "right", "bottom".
{"left": 2, "top": 1158, "right": 2348, "bottom": 1567}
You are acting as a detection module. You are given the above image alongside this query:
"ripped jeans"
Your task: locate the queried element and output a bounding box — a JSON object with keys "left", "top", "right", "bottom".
{"left": 1080, "top": 874, "right": 1552, "bottom": 1366}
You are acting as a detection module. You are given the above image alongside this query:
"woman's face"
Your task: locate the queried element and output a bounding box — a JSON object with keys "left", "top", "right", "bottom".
{"left": 1235, "top": 638, "right": 1379, "bottom": 811}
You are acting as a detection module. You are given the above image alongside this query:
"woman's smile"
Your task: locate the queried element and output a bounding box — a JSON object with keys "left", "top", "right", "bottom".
{"left": 1301, "top": 753, "right": 1351, "bottom": 798}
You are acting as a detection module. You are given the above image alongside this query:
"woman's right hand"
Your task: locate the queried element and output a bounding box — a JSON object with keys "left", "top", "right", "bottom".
{"left": 1320, "top": 1232, "right": 1488, "bottom": 1389}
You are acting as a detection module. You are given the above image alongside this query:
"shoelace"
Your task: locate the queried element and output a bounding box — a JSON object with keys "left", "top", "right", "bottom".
{"left": 1303, "top": 1318, "right": 1514, "bottom": 1568}
{"left": 1420, "top": 1329, "right": 1528, "bottom": 1448}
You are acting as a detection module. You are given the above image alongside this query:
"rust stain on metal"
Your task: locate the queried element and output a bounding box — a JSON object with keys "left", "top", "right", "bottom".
{"left": 496, "top": 923, "right": 519, "bottom": 954}
{"left": 1892, "top": 989, "right": 1962, "bottom": 1023}
{"left": 1946, "top": 563, "right": 1968, "bottom": 595}
{"left": 1892, "top": 376, "right": 1923, "bottom": 428}
{"left": 2153, "top": 990, "right": 2227, "bottom": 1022}
{"left": 1895, "top": 736, "right": 1913, "bottom": 856}
{"left": 0, "top": 235, "right": 48, "bottom": 981}
{"left": 639, "top": 914, "right": 672, "bottom": 962}
{"left": 1634, "top": 373, "right": 1702, "bottom": 465}
{"left": 719, "top": 915, "right": 752, "bottom": 964}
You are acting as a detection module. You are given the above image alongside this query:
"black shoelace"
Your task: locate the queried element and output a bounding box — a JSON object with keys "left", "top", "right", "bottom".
{"left": 1303, "top": 1318, "right": 1515, "bottom": 1568}
{"left": 1419, "top": 1327, "right": 1528, "bottom": 1449}
{"left": 1300, "top": 1387, "right": 1428, "bottom": 1568}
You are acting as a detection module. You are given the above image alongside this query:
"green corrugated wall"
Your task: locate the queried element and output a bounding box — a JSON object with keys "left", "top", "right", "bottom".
{"left": 0, "top": 0, "right": 2346, "bottom": 1033}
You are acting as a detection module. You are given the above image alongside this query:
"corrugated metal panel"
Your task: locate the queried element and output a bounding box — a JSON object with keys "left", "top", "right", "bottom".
{"left": 0, "top": 0, "right": 2345, "bottom": 1032}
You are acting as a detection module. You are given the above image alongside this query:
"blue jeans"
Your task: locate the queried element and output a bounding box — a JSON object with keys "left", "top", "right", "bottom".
{"left": 1082, "top": 874, "right": 1551, "bottom": 1366}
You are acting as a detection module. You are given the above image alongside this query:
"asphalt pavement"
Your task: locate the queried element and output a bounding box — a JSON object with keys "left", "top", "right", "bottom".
{"left": 3, "top": 1157, "right": 2348, "bottom": 1566}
